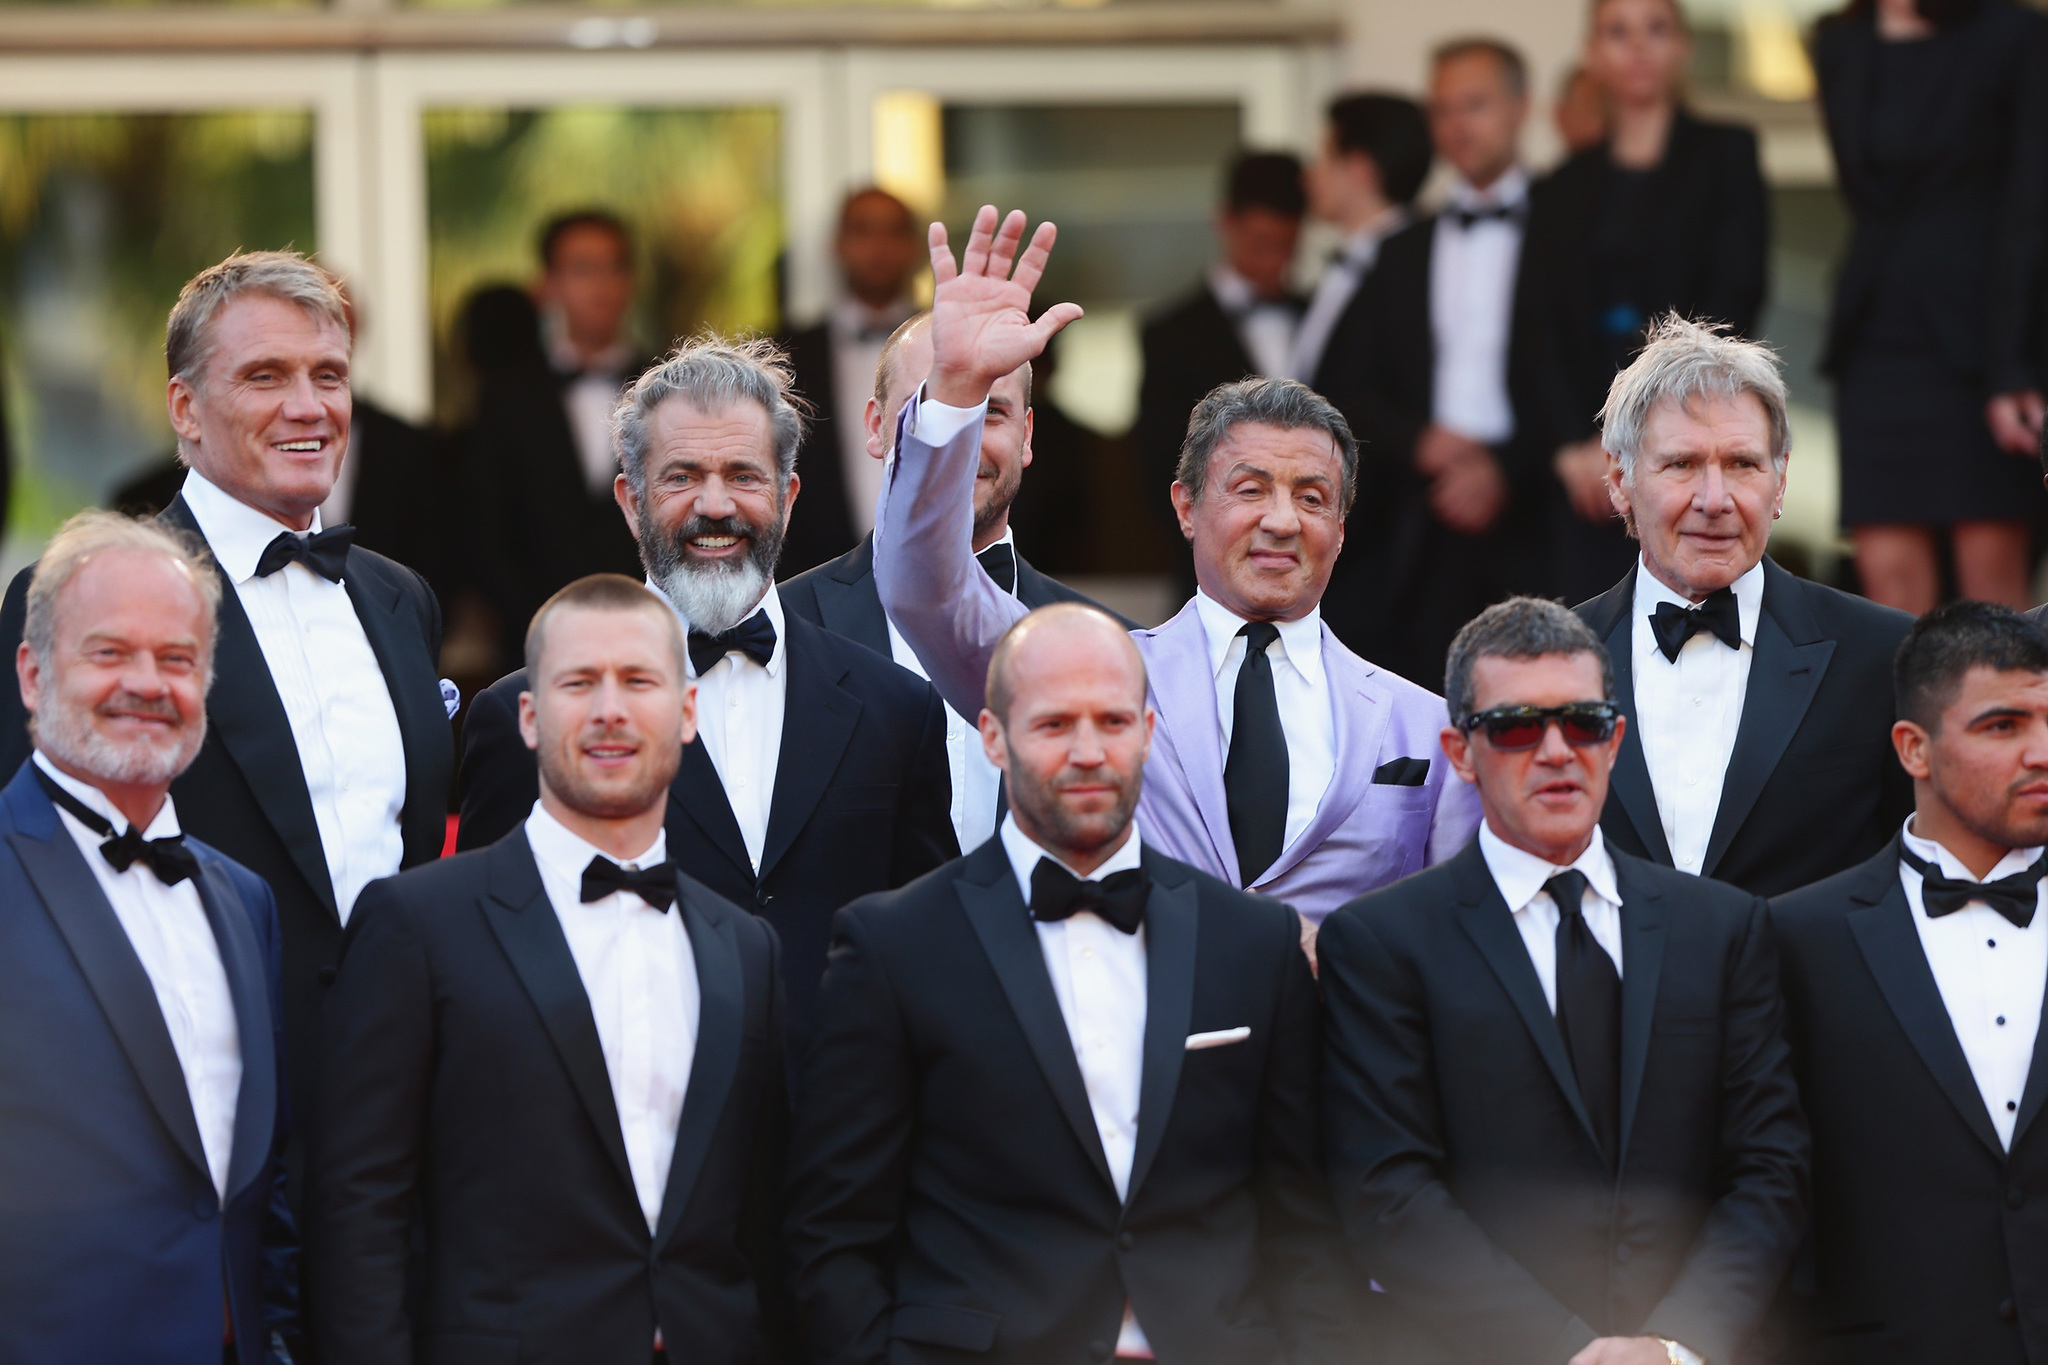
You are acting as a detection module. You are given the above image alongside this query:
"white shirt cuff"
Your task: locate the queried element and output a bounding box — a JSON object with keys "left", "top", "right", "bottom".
{"left": 906, "top": 385, "right": 987, "bottom": 445}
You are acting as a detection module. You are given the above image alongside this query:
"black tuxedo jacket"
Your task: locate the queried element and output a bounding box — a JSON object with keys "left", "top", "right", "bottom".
{"left": 1575, "top": 557, "right": 1914, "bottom": 897}
{"left": 0, "top": 493, "right": 454, "bottom": 1157}
{"left": 1771, "top": 839, "right": 2048, "bottom": 1364}
{"left": 348, "top": 398, "right": 462, "bottom": 609}
{"left": 786, "top": 839, "right": 1355, "bottom": 1365}
{"left": 1136, "top": 283, "right": 1285, "bottom": 534}
{"left": 456, "top": 607, "right": 957, "bottom": 1048}
{"left": 780, "top": 531, "right": 1129, "bottom": 658}
{"left": 779, "top": 322, "right": 862, "bottom": 578}
{"left": 305, "top": 831, "right": 792, "bottom": 1365}
{"left": 1320, "top": 839, "right": 1809, "bottom": 1365}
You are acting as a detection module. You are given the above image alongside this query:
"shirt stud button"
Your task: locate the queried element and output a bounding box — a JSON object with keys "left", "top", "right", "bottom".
{"left": 1999, "top": 1017, "right": 2008, "bottom": 1026}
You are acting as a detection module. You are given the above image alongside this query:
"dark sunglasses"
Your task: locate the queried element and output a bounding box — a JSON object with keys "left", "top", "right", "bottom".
{"left": 1459, "top": 702, "right": 1620, "bottom": 751}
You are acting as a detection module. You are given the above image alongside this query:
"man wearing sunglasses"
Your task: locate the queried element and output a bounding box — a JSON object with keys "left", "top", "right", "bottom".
{"left": 1320, "top": 596, "right": 1808, "bottom": 1365}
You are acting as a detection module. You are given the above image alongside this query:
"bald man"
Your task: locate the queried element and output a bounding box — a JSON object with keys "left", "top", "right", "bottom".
{"left": 787, "top": 604, "right": 1354, "bottom": 1365}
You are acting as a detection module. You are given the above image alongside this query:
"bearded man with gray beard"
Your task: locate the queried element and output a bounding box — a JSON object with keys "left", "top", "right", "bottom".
{"left": 457, "top": 334, "right": 957, "bottom": 1056}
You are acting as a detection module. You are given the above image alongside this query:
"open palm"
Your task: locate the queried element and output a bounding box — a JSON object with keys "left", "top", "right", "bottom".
{"left": 926, "top": 205, "right": 1085, "bottom": 408}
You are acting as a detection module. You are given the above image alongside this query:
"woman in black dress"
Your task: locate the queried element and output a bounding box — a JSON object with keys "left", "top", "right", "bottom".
{"left": 1816, "top": 0, "right": 2048, "bottom": 612}
{"left": 1526, "top": 0, "right": 1770, "bottom": 602}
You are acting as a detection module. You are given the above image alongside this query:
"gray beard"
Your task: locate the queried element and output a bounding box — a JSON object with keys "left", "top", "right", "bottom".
{"left": 655, "top": 556, "right": 771, "bottom": 637}
{"left": 35, "top": 688, "right": 205, "bottom": 789}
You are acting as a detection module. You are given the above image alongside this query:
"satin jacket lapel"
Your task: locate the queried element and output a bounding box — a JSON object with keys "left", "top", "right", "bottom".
{"left": 1612, "top": 858, "right": 1669, "bottom": 1164}
{"left": 6, "top": 787, "right": 210, "bottom": 1184}
{"left": 1845, "top": 841, "right": 2005, "bottom": 1159}
{"left": 1261, "top": 628, "right": 1383, "bottom": 886}
{"left": 818, "top": 537, "right": 892, "bottom": 656}
{"left": 161, "top": 497, "right": 336, "bottom": 916}
{"left": 1448, "top": 844, "right": 1603, "bottom": 1156}
{"left": 1126, "top": 852, "right": 1197, "bottom": 1203}
{"left": 954, "top": 846, "right": 1118, "bottom": 1195}
{"left": 1141, "top": 604, "right": 1238, "bottom": 879}
{"left": 1703, "top": 563, "right": 1834, "bottom": 878}
{"left": 191, "top": 854, "right": 277, "bottom": 1203}
{"left": 478, "top": 834, "right": 639, "bottom": 1197}
{"left": 760, "top": 619, "right": 861, "bottom": 881}
{"left": 341, "top": 551, "right": 443, "bottom": 859}
{"left": 668, "top": 740, "right": 754, "bottom": 885}
{"left": 655, "top": 884, "right": 744, "bottom": 1251}
{"left": 1588, "top": 567, "right": 1673, "bottom": 867}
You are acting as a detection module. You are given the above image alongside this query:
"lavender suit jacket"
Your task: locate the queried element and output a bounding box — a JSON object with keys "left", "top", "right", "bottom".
{"left": 873, "top": 398, "right": 1480, "bottom": 923}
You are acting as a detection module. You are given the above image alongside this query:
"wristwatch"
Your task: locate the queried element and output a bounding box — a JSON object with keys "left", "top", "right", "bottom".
{"left": 1657, "top": 1340, "right": 1704, "bottom": 1365}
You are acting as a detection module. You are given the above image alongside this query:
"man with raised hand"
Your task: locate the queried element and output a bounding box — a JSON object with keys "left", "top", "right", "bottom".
{"left": 874, "top": 205, "right": 1477, "bottom": 935}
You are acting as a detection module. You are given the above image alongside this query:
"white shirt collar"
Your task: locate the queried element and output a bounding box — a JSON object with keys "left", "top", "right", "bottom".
{"left": 1447, "top": 166, "right": 1530, "bottom": 213}
{"left": 648, "top": 577, "right": 787, "bottom": 681}
{"left": 1902, "top": 816, "right": 2045, "bottom": 885}
{"left": 1632, "top": 556, "right": 1765, "bottom": 651}
{"left": 1340, "top": 206, "right": 1411, "bottom": 264}
{"left": 1478, "top": 820, "right": 1621, "bottom": 914}
{"left": 999, "top": 812, "right": 1147, "bottom": 909}
{"left": 1207, "top": 263, "right": 1290, "bottom": 315}
{"left": 524, "top": 799, "right": 667, "bottom": 881}
{"left": 33, "top": 749, "right": 182, "bottom": 840}
{"left": 1192, "top": 589, "right": 1326, "bottom": 690}
{"left": 179, "top": 468, "right": 323, "bottom": 586}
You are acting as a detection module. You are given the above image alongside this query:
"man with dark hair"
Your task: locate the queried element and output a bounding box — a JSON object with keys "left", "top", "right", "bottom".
{"left": 779, "top": 187, "right": 927, "bottom": 575}
{"left": 1771, "top": 601, "right": 2048, "bottom": 1363}
{"left": 467, "top": 208, "right": 647, "bottom": 667}
{"left": 1138, "top": 151, "right": 1308, "bottom": 540}
{"left": 1322, "top": 594, "right": 1808, "bottom": 1365}
{"left": 787, "top": 603, "right": 1353, "bottom": 1365}
{"left": 1315, "top": 36, "right": 1550, "bottom": 688}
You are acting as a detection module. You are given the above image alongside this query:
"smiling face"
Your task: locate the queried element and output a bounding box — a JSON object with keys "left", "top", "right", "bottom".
{"left": 1587, "top": 0, "right": 1689, "bottom": 110}
{"left": 1172, "top": 422, "right": 1346, "bottom": 623}
{"left": 20, "top": 548, "right": 211, "bottom": 791}
{"left": 1609, "top": 390, "right": 1785, "bottom": 602}
{"left": 1898, "top": 665, "right": 2048, "bottom": 855}
{"left": 1443, "top": 650, "right": 1623, "bottom": 865}
{"left": 167, "top": 292, "right": 351, "bottom": 530}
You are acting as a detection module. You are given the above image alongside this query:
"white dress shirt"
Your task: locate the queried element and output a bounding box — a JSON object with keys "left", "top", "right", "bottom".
{"left": 1000, "top": 814, "right": 1153, "bottom": 1357}
{"left": 1630, "top": 558, "right": 1766, "bottom": 876}
{"left": 550, "top": 334, "right": 635, "bottom": 499}
{"left": 1429, "top": 169, "right": 1529, "bottom": 446}
{"left": 831, "top": 297, "right": 916, "bottom": 538}
{"left": 1479, "top": 820, "right": 1626, "bottom": 1011}
{"left": 1207, "top": 263, "right": 1296, "bottom": 380}
{"left": 38, "top": 752, "right": 243, "bottom": 1199}
{"left": 1901, "top": 818, "right": 2048, "bottom": 1150}
{"left": 182, "top": 470, "right": 407, "bottom": 925}
{"left": 1192, "top": 590, "right": 1337, "bottom": 868}
{"left": 525, "top": 802, "right": 700, "bottom": 1231}
{"left": 663, "top": 581, "right": 787, "bottom": 873}
{"left": 1289, "top": 208, "right": 1410, "bottom": 382}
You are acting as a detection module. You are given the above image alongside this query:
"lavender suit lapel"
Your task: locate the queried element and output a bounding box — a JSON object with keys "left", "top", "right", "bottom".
{"left": 1257, "top": 626, "right": 1385, "bottom": 887}
{"left": 1137, "top": 603, "right": 1237, "bottom": 879}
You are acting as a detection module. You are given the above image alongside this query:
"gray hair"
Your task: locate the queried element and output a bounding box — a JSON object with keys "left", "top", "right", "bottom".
{"left": 1600, "top": 313, "right": 1791, "bottom": 478}
{"left": 165, "top": 250, "right": 349, "bottom": 388}
{"left": 1174, "top": 377, "right": 1359, "bottom": 514}
{"left": 1444, "top": 596, "right": 1612, "bottom": 726}
{"left": 25, "top": 511, "right": 222, "bottom": 680}
{"left": 614, "top": 333, "right": 807, "bottom": 498}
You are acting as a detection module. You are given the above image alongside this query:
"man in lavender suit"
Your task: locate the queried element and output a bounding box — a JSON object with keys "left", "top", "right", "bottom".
{"left": 875, "top": 205, "right": 1478, "bottom": 935}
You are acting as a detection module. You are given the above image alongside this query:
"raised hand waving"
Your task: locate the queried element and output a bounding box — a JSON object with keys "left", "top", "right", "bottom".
{"left": 925, "top": 205, "right": 1086, "bottom": 409}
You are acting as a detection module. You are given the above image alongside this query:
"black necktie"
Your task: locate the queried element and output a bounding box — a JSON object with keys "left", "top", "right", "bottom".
{"left": 1648, "top": 587, "right": 1741, "bottom": 663}
{"left": 1028, "top": 858, "right": 1149, "bottom": 935}
{"left": 1451, "top": 202, "right": 1523, "bottom": 230}
{"left": 1901, "top": 844, "right": 2046, "bottom": 929}
{"left": 1548, "top": 870, "right": 1621, "bottom": 1167}
{"left": 579, "top": 856, "right": 678, "bottom": 912}
{"left": 254, "top": 524, "right": 355, "bottom": 582}
{"left": 687, "top": 610, "right": 777, "bottom": 676}
{"left": 977, "top": 542, "right": 1018, "bottom": 596}
{"left": 34, "top": 766, "right": 199, "bottom": 886}
{"left": 1224, "top": 621, "right": 1290, "bottom": 888}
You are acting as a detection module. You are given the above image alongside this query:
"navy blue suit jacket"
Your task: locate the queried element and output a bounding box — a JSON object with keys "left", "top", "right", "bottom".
{"left": 0, "top": 761, "right": 296, "bottom": 1362}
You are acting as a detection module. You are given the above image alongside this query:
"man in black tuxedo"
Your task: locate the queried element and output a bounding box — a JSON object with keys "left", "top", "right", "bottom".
{"left": 787, "top": 603, "right": 1353, "bottom": 1365}
{"left": 1316, "top": 38, "right": 1549, "bottom": 686}
{"left": 1573, "top": 315, "right": 1913, "bottom": 897}
{"left": 779, "top": 187, "right": 925, "bottom": 577}
{"left": 1320, "top": 596, "right": 1808, "bottom": 1365}
{"left": 309, "top": 574, "right": 790, "bottom": 1365}
{"left": 782, "top": 310, "right": 1120, "bottom": 850}
{"left": 1772, "top": 602, "right": 2048, "bottom": 1363}
{"left": 458, "top": 336, "right": 956, "bottom": 1051}
{"left": 0, "top": 252, "right": 454, "bottom": 1192}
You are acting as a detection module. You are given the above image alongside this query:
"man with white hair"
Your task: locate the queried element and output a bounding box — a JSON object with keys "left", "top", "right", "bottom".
{"left": 0, "top": 511, "right": 296, "bottom": 1364}
{"left": 1574, "top": 313, "right": 1913, "bottom": 896}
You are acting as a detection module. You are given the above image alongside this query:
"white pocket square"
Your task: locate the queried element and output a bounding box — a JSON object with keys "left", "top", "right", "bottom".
{"left": 1185, "top": 1026, "right": 1251, "bottom": 1051}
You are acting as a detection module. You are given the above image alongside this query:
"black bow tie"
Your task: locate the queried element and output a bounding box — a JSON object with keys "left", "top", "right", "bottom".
{"left": 687, "top": 610, "right": 776, "bottom": 676}
{"left": 1902, "top": 844, "right": 2046, "bottom": 929}
{"left": 255, "top": 524, "right": 354, "bottom": 582}
{"left": 1648, "top": 588, "right": 1741, "bottom": 663}
{"left": 977, "top": 542, "right": 1018, "bottom": 595}
{"left": 1028, "top": 858, "right": 1149, "bottom": 935}
{"left": 1450, "top": 202, "right": 1523, "bottom": 230}
{"left": 580, "top": 855, "right": 678, "bottom": 912}
{"left": 35, "top": 766, "right": 199, "bottom": 886}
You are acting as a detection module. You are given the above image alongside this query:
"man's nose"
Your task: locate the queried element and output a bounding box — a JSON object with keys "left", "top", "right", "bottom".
{"left": 1533, "top": 720, "right": 1576, "bottom": 764}
{"left": 120, "top": 654, "right": 170, "bottom": 698}
{"left": 1695, "top": 463, "right": 1733, "bottom": 513}
{"left": 694, "top": 476, "right": 737, "bottom": 519}
{"left": 1257, "top": 492, "right": 1300, "bottom": 537}
{"left": 280, "top": 370, "right": 325, "bottom": 421}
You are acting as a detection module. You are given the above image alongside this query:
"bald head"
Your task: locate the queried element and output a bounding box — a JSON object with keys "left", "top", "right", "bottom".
{"left": 986, "top": 604, "right": 1146, "bottom": 728}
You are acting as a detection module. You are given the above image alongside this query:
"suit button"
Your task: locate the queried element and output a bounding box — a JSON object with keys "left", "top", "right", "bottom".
{"left": 2011, "top": 1190, "right": 2027, "bottom": 1211}
{"left": 1089, "top": 1340, "right": 1111, "bottom": 1361}
{"left": 2001, "top": 1299, "right": 2018, "bottom": 1322}
{"left": 1613, "top": 1243, "right": 1631, "bottom": 1265}
{"left": 317, "top": 966, "right": 337, "bottom": 986}
{"left": 754, "top": 888, "right": 771, "bottom": 908}
{"left": 1117, "top": 1232, "right": 1134, "bottom": 1252}
{"left": 193, "top": 1196, "right": 217, "bottom": 1221}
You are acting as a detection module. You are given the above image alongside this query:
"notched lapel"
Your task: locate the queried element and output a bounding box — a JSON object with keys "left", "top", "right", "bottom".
{"left": 1127, "top": 861, "right": 1197, "bottom": 1203}
{"left": 343, "top": 554, "right": 447, "bottom": 851}
{"left": 1612, "top": 863, "right": 1669, "bottom": 1163}
{"left": 760, "top": 624, "right": 861, "bottom": 880}
{"left": 669, "top": 741, "right": 754, "bottom": 885}
{"left": 1139, "top": 607, "right": 1237, "bottom": 878}
{"left": 819, "top": 539, "right": 892, "bottom": 655}
{"left": 656, "top": 889, "right": 744, "bottom": 1251}
{"left": 1600, "top": 594, "right": 1674, "bottom": 867}
{"left": 192, "top": 857, "right": 278, "bottom": 1203}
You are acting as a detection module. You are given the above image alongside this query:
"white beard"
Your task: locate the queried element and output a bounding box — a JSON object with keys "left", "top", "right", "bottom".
{"left": 657, "top": 557, "right": 770, "bottom": 636}
{"left": 35, "top": 688, "right": 205, "bottom": 789}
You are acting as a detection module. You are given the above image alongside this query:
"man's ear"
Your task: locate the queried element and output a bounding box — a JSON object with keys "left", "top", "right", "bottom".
{"left": 1442, "top": 724, "right": 1479, "bottom": 787}
{"left": 978, "top": 708, "right": 1008, "bottom": 772}
{"left": 1893, "top": 718, "right": 1933, "bottom": 781}
{"left": 517, "top": 691, "right": 541, "bottom": 753}
{"left": 613, "top": 474, "right": 643, "bottom": 544}
{"left": 16, "top": 641, "right": 40, "bottom": 720}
